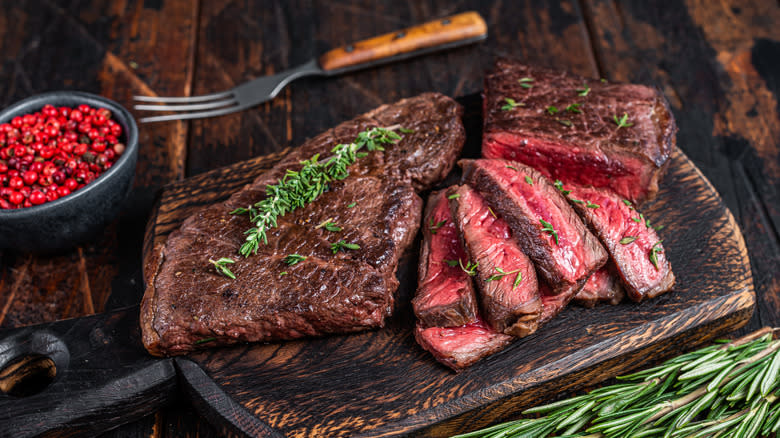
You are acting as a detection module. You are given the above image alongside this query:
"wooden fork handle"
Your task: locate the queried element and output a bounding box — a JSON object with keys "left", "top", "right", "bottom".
{"left": 319, "top": 11, "right": 487, "bottom": 73}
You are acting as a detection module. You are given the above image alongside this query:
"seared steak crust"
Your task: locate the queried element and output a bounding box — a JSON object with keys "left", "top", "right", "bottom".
{"left": 482, "top": 58, "right": 676, "bottom": 204}
{"left": 141, "top": 93, "right": 465, "bottom": 356}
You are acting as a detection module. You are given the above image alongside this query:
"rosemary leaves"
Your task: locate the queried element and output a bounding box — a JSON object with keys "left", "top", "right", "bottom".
{"left": 454, "top": 329, "right": 780, "bottom": 438}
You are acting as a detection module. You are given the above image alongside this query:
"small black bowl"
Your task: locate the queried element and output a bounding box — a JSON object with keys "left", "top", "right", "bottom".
{"left": 0, "top": 91, "right": 139, "bottom": 253}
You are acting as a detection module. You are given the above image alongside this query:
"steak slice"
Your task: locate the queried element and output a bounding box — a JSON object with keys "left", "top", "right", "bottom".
{"left": 413, "top": 190, "right": 479, "bottom": 328}
{"left": 414, "top": 320, "right": 513, "bottom": 372}
{"left": 482, "top": 58, "right": 676, "bottom": 204}
{"left": 574, "top": 266, "right": 625, "bottom": 308}
{"left": 562, "top": 183, "right": 674, "bottom": 301}
{"left": 141, "top": 93, "right": 465, "bottom": 356}
{"left": 448, "top": 185, "right": 541, "bottom": 337}
{"left": 461, "top": 159, "right": 607, "bottom": 298}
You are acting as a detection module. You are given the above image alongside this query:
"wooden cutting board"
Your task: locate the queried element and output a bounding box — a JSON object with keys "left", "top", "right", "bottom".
{"left": 0, "top": 95, "right": 754, "bottom": 438}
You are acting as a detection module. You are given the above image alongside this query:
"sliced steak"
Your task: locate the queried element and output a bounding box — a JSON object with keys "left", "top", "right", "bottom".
{"left": 538, "top": 280, "right": 573, "bottom": 324}
{"left": 461, "top": 159, "right": 607, "bottom": 298}
{"left": 413, "top": 190, "right": 479, "bottom": 328}
{"left": 574, "top": 266, "right": 625, "bottom": 308}
{"left": 482, "top": 58, "right": 676, "bottom": 204}
{"left": 448, "top": 185, "right": 541, "bottom": 337}
{"left": 562, "top": 183, "right": 674, "bottom": 301}
{"left": 414, "top": 320, "right": 513, "bottom": 372}
{"left": 141, "top": 93, "right": 465, "bottom": 356}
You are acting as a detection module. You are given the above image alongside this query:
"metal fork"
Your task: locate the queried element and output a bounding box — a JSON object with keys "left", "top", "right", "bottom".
{"left": 134, "top": 11, "right": 487, "bottom": 123}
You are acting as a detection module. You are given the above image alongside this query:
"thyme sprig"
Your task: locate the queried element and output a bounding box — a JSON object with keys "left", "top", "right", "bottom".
{"left": 613, "top": 112, "right": 634, "bottom": 129}
{"left": 209, "top": 258, "right": 236, "bottom": 279}
{"left": 453, "top": 328, "right": 780, "bottom": 438}
{"left": 331, "top": 240, "right": 360, "bottom": 254}
{"left": 518, "top": 77, "right": 534, "bottom": 88}
{"left": 445, "top": 259, "right": 478, "bottom": 277}
{"left": 429, "top": 218, "right": 447, "bottom": 234}
{"left": 486, "top": 267, "right": 523, "bottom": 290}
{"left": 232, "top": 125, "right": 406, "bottom": 257}
{"left": 540, "top": 218, "right": 559, "bottom": 245}
{"left": 501, "top": 98, "right": 524, "bottom": 111}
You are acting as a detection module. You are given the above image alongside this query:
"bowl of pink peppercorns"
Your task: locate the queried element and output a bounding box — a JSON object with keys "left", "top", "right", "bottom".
{"left": 0, "top": 91, "right": 138, "bottom": 252}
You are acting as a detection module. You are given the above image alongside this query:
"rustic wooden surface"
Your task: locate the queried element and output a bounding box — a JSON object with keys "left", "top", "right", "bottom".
{"left": 0, "top": 0, "right": 777, "bottom": 436}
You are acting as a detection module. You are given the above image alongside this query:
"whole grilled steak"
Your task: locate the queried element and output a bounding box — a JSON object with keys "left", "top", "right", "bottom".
{"left": 482, "top": 58, "right": 676, "bottom": 204}
{"left": 413, "top": 190, "right": 479, "bottom": 328}
{"left": 574, "top": 266, "right": 625, "bottom": 308}
{"left": 563, "top": 183, "right": 674, "bottom": 301}
{"left": 414, "top": 320, "right": 513, "bottom": 371}
{"left": 461, "top": 159, "right": 607, "bottom": 298}
{"left": 141, "top": 93, "right": 465, "bottom": 356}
{"left": 449, "top": 185, "right": 541, "bottom": 337}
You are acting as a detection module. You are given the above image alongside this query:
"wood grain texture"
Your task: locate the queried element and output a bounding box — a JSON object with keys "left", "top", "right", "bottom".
{"left": 318, "top": 11, "right": 487, "bottom": 72}
{"left": 140, "top": 94, "right": 753, "bottom": 436}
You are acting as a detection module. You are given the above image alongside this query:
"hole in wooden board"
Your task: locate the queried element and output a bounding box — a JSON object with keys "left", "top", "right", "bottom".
{"left": 0, "top": 353, "right": 57, "bottom": 397}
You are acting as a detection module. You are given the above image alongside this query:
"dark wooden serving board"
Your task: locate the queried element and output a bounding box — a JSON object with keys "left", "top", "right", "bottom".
{"left": 0, "top": 95, "right": 754, "bottom": 438}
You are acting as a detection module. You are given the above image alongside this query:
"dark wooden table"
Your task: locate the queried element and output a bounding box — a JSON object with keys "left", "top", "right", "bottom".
{"left": 1, "top": 1, "right": 778, "bottom": 436}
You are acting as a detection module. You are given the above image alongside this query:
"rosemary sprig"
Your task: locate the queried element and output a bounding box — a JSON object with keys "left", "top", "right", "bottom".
{"left": 540, "top": 219, "right": 559, "bottom": 245}
{"left": 501, "top": 98, "right": 524, "bottom": 111}
{"left": 233, "top": 125, "right": 405, "bottom": 257}
{"left": 453, "top": 328, "right": 780, "bottom": 438}
{"left": 209, "top": 257, "right": 236, "bottom": 279}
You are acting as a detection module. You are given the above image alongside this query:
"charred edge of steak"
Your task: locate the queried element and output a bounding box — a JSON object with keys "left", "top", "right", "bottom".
{"left": 448, "top": 184, "right": 541, "bottom": 337}
{"left": 413, "top": 190, "right": 479, "bottom": 328}
{"left": 414, "top": 320, "right": 513, "bottom": 372}
{"left": 460, "top": 159, "right": 607, "bottom": 297}
{"left": 140, "top": 242, "right": 166, "bottom": 356}
{"left": 573, "top": 265, "right": 625, "bottom": 308}
{"left": 482, "top": 58, "right": 677, "bottom": 204}
{"left": 565, "top": 183, "right": 675, "bottom": 302}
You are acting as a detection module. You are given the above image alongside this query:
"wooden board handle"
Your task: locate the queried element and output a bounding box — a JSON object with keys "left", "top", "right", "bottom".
{"left": 319, "top": 11, "right": 487, "bottom": 72}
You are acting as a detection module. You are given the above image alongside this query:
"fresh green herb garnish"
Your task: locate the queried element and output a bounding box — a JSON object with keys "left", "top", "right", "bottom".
{"left": 194, "top": 337, "right": 217, "bottom": 345}
{"left": 486, "top": 267, "right": 523, "bottom": 290}
{"left": 518, "top": 77, "right": 534, "bottom": 88}
{"left": 331, "top": 240, "right": 360, "bottom": 254}
{"left": 398, "top": 127, "right": 415, "bottom": 134}
{"left": 488, "top": 207, "right": 497, "bottom": 218}
{"left": 546, "top": 105, "right": 559, "bottom": 115}
{"left": 632, "top": 216, "right": 642, "bottom": 223}
{"left": 501, "top": 97, "right": 524, "bottom": 111}
{"left": 576, "top": 83, "right": 591, "bottom": 96}
{"left": 347, "top": 202, "right": 356, "bottom": 208}
{"left": 600, "top": 78, "right": 607, "bottom": 83}
{"left": 505, "top": 165, "right": 519, "bottom": 171}
{"left": 613, "top": 112, "right": 634, "bottom": 129}
{"left": 586, "top": 201, "right": 600, "bottom": 209}
{"left": 620, "top": 236, "right": 638, "bottom": 245}
{"left": 448, "top": 193, "right": 460, "bottom": 199}
{"left": 452, "top": 330, "right": 780, "bottom": 438}
{"left": 570, "top": 198, "right": 585, "bottom": 204}
{"left": 565, "top": 103, "right": 582, "bottom": 113}
{"left": 283, "top": 254, "right": 307, "bottom": 265}
{"left": 654, "top": 224, "right": 665, "bottom": 231}
{"left": 209, "top": 257, "right": 236, "bottom": 279}
{"left": 279, "top": 271, "right": 288, "bottom": 276}
{"left": 458, "top": 259, "right": 479, "bottom": 276}
{"left": 649, "top": 241, "right": 664, "bottom": 269}
{"left": 429, "top": 218, "right": 446, "bottom": 234}
{"left": 444, "top": 259, "right": 459, "bottom": 267}
{"left": 540, "top": 219, "right": 559, "bottom": 245}
{"left": 557, "top": 119, "right": 573, "bottom": 127}
{"left": 553, "top": 180, "right": 571, "bottom": 195}
{"left": 324, "top": 222, "right": 341, "bottom": 232}
{"left": 622, "top": 199, "right": 632, "bottom": 207}
{"left": 524, "top": 175, "right": 533, "bottom": 185}
{"left": 232, "top": 125, "right": 405, "bottom": 257}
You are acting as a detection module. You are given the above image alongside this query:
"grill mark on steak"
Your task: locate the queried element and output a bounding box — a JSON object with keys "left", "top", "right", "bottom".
{"left": 141, "top": 93, "right": 465, "bottom": 356}
{"left": 482, "top": 58, "right": 676, "bottom": 204}
{"left": 414, "top": 320, "right": 513, "bottom": 372}
{"left": 413, "top": 190, "right": 479, "bottom": 328}
{"left": 563, "top": 183, "right": 675, "bottom": 302}
{"left": 574, "top": 265, "right": 625, "bottom": 308}
{"left": 460, "top": 159, "right": 607, "bottom": 298}
{"left": 448, "top": 185, "right": 541, "bottom": 337}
